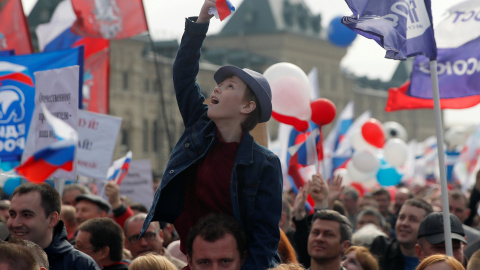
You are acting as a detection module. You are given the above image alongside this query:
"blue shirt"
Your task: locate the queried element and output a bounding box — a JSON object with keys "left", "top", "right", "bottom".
{"left": 403, "top": 255, "right": 420, "bottom": 270}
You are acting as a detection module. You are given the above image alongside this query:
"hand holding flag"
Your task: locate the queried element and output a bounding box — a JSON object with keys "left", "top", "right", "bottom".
{"left": 106, "top": 151, "right": 132, "bottom": 185}
{"left": 15, "top": 103, "right": 78, "bottom": 183}
{"left": 208, "top": 0, "right": 235, "bottom": 21}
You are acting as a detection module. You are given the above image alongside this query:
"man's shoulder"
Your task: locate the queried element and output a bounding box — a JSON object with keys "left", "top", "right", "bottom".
{"left": 56, "top": 248, "right": 100, "bottom": 270}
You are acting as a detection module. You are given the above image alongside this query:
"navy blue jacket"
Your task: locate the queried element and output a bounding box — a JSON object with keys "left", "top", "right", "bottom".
{"left": 45, "top": 221, "right": 100, "bottom": 270}
{"left": 142, "top": 17, "right": 283, "bottom": 269}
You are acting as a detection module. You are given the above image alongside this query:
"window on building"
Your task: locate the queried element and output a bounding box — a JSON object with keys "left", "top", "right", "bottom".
{"left": 122, "top": 71, "right": 129, "bottom": 90}
{"left": 144, "top": 78, "right": 149, "bottom": 93}
{"left": 143, "top": 119, "right": 148, "bottom": 152}
{"left": 121, "top": 129, "right": 129, "bottom": 148}
{"left": 153, "top": 120, "right": 158, "bottom": 152}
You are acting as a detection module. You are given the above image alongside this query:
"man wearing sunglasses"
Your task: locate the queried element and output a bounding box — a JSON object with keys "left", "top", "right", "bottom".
{"left": 124, "top": 213, "right": 186, "bottom": 269}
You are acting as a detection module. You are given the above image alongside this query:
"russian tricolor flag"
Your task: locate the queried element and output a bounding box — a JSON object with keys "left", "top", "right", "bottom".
{"left": 16, "top": 103, "right": 78, "bottom": 183}
{"left": 106, "top": 151, "right": 132, "bottom": 185}
{"left": 209, "top": 0, "right": 235, "bottom": 21}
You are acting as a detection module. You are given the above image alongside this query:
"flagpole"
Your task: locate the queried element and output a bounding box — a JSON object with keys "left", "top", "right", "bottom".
{"left": 430, "top": 59, "right": 453, "bottom": 257}
{"left": 308, "top": 124, "right": 320, "bottom": 175}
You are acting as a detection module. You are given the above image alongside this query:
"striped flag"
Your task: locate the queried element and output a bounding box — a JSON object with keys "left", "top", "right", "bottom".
{"left": 106, "top": 151, "right": 132, "bottom": 185}
{"left": 16, "top": 103, "right": 78, "bottom": 183}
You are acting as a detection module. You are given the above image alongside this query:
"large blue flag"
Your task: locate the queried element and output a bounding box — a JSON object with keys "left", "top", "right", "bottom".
{"left": 386, "top": 1, "right": 480, "bottom": 111}
{"left": 342, "top": 0, "right": 437, "bottom": 60}
{"left": 0, "top": 47, "right": 84, "bottom": 161}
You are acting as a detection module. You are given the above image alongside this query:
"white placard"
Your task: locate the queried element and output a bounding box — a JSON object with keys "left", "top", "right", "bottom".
{"left": 77, "top": 110, "right": 122, "bottom": 179}
{"left": 97, "top": 160, "right": 154, "bottom": 209}
{"left": 22, "top": 66, "right": 79, "bottom": 180}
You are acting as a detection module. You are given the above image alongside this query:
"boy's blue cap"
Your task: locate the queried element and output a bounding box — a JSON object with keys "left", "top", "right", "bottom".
{"left": 214, "top": 65, "right": 272, "bottom": 123}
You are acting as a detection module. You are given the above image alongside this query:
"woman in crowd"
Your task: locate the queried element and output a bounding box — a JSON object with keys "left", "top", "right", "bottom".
{"left": 129, "top": 253, "right": 177, "bottom": 270}
{"left": 342, "top": 246, "right": 379, "bottom": 270}
{"left": 416, "top": 254, "right": 464, "bottom": 270}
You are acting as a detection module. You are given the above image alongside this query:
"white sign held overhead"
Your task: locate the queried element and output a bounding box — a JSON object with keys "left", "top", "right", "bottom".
{"left": 77, "top": 110, "right": 122, "bottom": 179}
{"left": 23, "top": 65, "right": 79, "bottom": 181}
{"left": 97, "top": 160, "right": 154, "bottom": 209}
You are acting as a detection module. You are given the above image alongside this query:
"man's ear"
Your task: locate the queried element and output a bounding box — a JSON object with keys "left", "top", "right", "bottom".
{"left": 159, "top": 229, "right": 164, "bottom": 240}
{"left": 48, "top": 212, "right": 59, "bottom": 229}
{"left": 341, "top": 240, "right": 350, "bottom": 253}
{"left": 100, "top": 246, "right": 110, "bottom": 260}
{"left": 240, "top": 101, "right": 256, "bottom": 114}
{"left": 415, "top": 244, "right": 422, "bottom": 260}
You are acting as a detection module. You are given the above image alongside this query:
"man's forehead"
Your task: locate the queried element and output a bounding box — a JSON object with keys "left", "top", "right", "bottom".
{"left": 399, "top": 204, "right": 426, "bottom": 217}
{"left": 11, "top": 191, "right": 42, "bottom": 205}
{"left": 312, "top": 219, "right": 340, "bottom": 230}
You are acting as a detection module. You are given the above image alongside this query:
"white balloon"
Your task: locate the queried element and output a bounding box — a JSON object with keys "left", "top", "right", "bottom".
{"left": 351, "top": 130, "right": 379, "bottom": 153}
{"left": 383, "top": 121, "right": 408, "bottom": 142}
{"left": 347, "top": 160, "right": 376, "bottom": 182}
{"left": 384, "top": 138, "right": 408, "bottom": 167}
{"left": 352, "top": 150, "right": 381, "bottom": 174}
{"left": 263, "top": 62, "right": 312, "bottom": 121}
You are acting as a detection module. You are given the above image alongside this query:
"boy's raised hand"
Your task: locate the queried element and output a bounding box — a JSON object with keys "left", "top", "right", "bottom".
{"left": 197, "top": 0, "right": 216, "bottom": 23}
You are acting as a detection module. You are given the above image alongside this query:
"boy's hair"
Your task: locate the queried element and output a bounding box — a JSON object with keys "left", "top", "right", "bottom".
{"left": 12, "top": 183, "right": 61, "bottom": 217}
{"left": 241, "top": 85, "right": 261, "bottom": 132}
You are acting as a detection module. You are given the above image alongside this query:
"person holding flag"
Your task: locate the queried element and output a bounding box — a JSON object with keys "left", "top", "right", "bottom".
{"left": 140, "top": 1, "right": 283, "bottom": 269}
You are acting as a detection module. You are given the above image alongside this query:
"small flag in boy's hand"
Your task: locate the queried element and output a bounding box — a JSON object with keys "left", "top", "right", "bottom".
{"left": 208, "top": 0, "right": 235, "bottom": 21}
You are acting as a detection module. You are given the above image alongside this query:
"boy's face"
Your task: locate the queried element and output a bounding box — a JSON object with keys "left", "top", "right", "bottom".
{"left": 208, "top": 75, "right": 251, "bottom": 123}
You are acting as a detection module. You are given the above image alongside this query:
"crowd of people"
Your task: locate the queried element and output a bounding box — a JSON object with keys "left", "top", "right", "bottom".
{"left": 2, "top": 170, "right": 480, "bottom": 270}
{"left": 1, "top": 0, "right": 479, "bottom": 270}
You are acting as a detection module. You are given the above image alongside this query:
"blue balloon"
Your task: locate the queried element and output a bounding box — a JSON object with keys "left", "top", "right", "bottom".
{"left": 327, "top": 16, "right": 357, "bottom": 47}
{"left": 376, "top": 164, "right": 402, "bottom": 187}
{"left": 3, "top": 178, "right": 21, "bottom": 196}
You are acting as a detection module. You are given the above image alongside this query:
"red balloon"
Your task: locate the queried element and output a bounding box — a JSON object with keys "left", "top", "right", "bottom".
{"left": 310, "top": 98, "right": 336, "bottom": 126}
{"left": 361, "top": 119, "right": 385, "bottom": 148}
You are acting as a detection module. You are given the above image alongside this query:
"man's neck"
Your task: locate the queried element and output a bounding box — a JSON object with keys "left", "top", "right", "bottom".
{"left": 310, "top": 257, "right": 342, "bottom": 270}
{"left": 400, "top": 242, "right": 416, "bottom": 257}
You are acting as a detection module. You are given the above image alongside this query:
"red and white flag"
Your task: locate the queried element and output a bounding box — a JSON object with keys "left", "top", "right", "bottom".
{"left": 0, "top": 0, "right": 33, "bottom": 54}
{"left": 71, "top": 0, "right": 148, "bottom": 39}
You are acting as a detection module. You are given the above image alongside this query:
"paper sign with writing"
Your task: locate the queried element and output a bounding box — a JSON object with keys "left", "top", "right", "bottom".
{"left": 77, "top": 110, "right": 122, "bottom": 179}
{"left": 22, "top": 66, "right": 79, "bottom": 180}
{"left": 97, "top": 159, "right": 154, "bottom": 209}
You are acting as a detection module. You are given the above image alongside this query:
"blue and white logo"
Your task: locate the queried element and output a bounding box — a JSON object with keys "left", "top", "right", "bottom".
{"left": 0, "top": 85, "right": 25, "bottom": 124}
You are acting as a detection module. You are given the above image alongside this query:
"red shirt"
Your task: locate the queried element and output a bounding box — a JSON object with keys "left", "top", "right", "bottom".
{"left": 175, "top": 134, "right": 239, "bottom": 254}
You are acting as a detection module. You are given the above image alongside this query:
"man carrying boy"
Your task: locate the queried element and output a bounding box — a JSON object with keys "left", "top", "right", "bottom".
{"left": 141, "top": 0, "right": 283, "bottom": 269}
